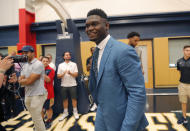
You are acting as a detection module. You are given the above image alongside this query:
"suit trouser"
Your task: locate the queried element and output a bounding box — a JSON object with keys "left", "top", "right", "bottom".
{"left": 25, "top": 94, "right": 46, "bottom": 131}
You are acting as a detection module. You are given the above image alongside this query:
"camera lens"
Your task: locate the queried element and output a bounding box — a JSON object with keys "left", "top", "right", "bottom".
{"left": 11, "top": 55, "right": 28, "bottom": 63}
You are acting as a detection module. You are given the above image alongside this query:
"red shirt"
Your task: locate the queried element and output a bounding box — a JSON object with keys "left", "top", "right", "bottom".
{"left": 44, "top": 65, "right": 55, "bottom": 99}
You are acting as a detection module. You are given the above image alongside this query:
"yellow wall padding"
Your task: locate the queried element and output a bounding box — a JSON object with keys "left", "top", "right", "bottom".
{"left": 154, "top": 37, "right": 179, "bottom": 87}
{"left": 80, "top": 41, "right": 96, "bottom": 75}
{"left": 36, "top": 45, "right": 42, "bottom": 58}
{"left": 8, "top": 46, "right": 17, "bottom": 55}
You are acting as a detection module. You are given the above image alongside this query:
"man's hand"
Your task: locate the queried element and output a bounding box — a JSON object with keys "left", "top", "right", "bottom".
{"left": 0, "top": 56, "right": 13, "bottom": 72}
{"left": 67, "top": 70, "right": 71, "bottom": 75}
{"left": 8, "top": 73, "right": 17, "bottom": 83}
{"left": 67, "top": 70, "right": 78, "bottom": 77}
{"left": 18, "top": 73, "right": 40, "bottom": 86}
{"left": 18, "top": 76, "right": 26, "bottom": 86}
{"left": 50, "top": 98, "right": 54, "bottom": 107}
{"left": 57, "top": 70, "right": 67, "bottom": 79}
{"left": 18, "top": 78, "right": 27, "bottom": 85}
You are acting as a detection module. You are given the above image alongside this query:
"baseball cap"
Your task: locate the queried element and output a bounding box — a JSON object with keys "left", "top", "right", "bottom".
{"left": 18, "top": 46, "right": 34, "bottom": 53}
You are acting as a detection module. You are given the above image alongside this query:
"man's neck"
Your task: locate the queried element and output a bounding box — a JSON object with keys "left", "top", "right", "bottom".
{"left": 184, "top": 56, "right": 190, "bottom": 60}
{"left": 96, "top": 34, "right": 108, "bottom": 45}
{"left": 65, "top": 60, "right": 70, "bottom": 63}
{"left": 28, "top": 57, "right": 35, "bottom": 63}
{"left": 128, "top": 43, "right": 135, "bottom": 48}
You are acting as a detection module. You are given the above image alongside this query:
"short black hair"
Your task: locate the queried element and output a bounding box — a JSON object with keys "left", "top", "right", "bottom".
{"left": 42, "top": 56, "right": 49, "bottom": 61}
{"left": 127, "top": 32, "right": 140, "bottom": 38}
{"left": 62, "top": 51, "right": 71, "bottom": 57}
{"left": 87, "top": 8, "right": 108, "bottom": 20}
{"left": 184, "top": 45, "right": 190, "bottom": 49}
{"left": 46, "top": 53, "right": 52, "bottom": 58}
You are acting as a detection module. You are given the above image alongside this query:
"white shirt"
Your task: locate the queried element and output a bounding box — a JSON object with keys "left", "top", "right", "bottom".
{"left": 49, "top": 62, "right": 56, "bottom": 71}
{"left": 97, "top": 34, "right": 111, "bottom": 71}
{"left": 57, "top": 61, "right": 78, "bottom": 87}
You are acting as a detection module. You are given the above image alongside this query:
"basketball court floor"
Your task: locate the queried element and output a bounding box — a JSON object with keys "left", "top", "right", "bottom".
{"left": 2, "top": 88, "right": 190, "bottom": 131}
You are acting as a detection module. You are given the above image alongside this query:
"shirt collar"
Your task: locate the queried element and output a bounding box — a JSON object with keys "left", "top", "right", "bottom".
{"left": 64, "top": 61, "right": 71, "bottom": 64}
{"left": 183, "top": 57, "right": 190, "bottom": 61}
{"left": 29, "top": 58, "right": 37, "bottom": 64}
{"left": 97, "top": 34, "right": 111, "bottom": 50}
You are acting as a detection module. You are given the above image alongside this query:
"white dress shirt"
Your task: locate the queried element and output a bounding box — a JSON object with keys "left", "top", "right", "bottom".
{"left": 96, "top": 34, "right": 111, "bottom": 71}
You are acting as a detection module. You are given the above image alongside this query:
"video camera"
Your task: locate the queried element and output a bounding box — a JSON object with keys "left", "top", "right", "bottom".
{"left": 10, "top": 55, "right": 28, "bottom": 63}
{"left": 2, "top": 55, "right": 28, "bottom": 76}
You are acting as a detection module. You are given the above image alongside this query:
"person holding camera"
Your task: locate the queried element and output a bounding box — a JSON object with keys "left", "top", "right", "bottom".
{"left": 0, "top": 54, "right": 14, "bottom": 130}
{"left": 18, "top": 46, "right": 47, "bottom": 131}
{"left": 41, "top": 56, "right": 55, "bottom": 129}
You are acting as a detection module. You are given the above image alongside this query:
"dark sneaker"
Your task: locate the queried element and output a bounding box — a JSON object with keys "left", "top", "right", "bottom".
{"left": 45, "top": 121, "right": 52, "bottom": 129}
{"left": 90, "top": 103, "right": 97, "bottom": 112}
{"left": 0, "top": 124, "right": 6, "bottom": 131}
{"left": 177, "top": 117, "right": 188, "bottom": 124}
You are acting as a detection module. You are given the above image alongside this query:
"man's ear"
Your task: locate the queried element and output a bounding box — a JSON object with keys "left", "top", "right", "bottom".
{"left": 105, "top": 22, "right": 109, "bottom": 31}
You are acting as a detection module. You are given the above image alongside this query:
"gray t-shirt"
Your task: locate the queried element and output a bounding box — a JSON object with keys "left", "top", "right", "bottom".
{"left": 21, "top": 58, "right": 47, "bottom": 96}
{"left": 135, "top": 47, "right": 143, "bottom": 71}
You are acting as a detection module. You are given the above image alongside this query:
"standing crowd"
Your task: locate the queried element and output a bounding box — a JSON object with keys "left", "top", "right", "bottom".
{"left": 0, "top": 8, "right": 190, "bottom": 131}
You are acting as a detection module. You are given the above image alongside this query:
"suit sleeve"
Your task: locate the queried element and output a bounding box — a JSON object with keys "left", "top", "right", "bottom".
{"left": 117, "top": 47, "right": 146, "bottom": 131}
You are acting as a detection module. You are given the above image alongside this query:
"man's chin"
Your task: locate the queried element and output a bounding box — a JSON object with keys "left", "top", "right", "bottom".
{"left": 89, "top": 37, "right": 97, "bottom": 42}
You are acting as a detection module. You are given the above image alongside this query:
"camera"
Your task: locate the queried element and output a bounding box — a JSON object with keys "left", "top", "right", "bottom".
{"left": 10, "top": 55, "right": 28, "bottom": 63}
{"left": 1, "top": 55, "right": 28, "bottom": 63}
{"left": 2, "top": 55, "right": 27, "bottom": 76}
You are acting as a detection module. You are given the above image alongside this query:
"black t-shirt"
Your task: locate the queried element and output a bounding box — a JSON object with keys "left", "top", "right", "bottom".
{"left": 177, "top": 57, "right": 190, "bottom": 84}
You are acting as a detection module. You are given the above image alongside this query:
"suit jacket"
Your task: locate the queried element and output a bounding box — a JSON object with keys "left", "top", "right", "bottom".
{"left": 89, "top": 36, "right": 148, "bottom": 131}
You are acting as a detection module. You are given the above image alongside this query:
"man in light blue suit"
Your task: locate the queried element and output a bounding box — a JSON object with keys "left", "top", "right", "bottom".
{"left": 85, "top": 9, "right": 148, "bottom": 131}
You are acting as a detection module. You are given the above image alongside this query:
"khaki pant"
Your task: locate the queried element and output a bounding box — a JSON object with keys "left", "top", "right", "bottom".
{"left": 178, "top": 82, "right": 190, "bottom": 103}
{"left": 25, "top": 94, "right": 47, "bottom": 131}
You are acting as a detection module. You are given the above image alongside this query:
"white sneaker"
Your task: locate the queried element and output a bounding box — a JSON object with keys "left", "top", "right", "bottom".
{"left": 73, "top": 112, "right": 79, "bottom": 119}
{"left": 59, "top": 112, "right": 68, "bottom": 121}
{"left": 90, "top": 103, "right": 97, "bottom": 111}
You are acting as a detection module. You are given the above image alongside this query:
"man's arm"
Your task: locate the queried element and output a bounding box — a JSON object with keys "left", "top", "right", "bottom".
{"left": 57, "top": 64, "right": 66, "bottom": 79}
{"left": 44, "top": 75, "right": 51, "bottom": 82}
{"left": 47, "top": 68, "right": 55, "bottom": 106}
{"left": 68, "top": 63, "right": 78, "bottom": 78}
{"left": 57, "top": 71, "right": 66, "bottom": 79}
{"left": 86, "top": 57, "right": 92, "bottom": 72}
{"left": 86, "top": 64, "right": 91, "bottom": 72}
{"left": 68, "top": 71, "right": 78, "bottom": 78}
{"left": 19, "top": 61, "right": 44, "bottom": 86}
{"left": 118, "top": 47, "right": 146, "bottom": 131}
{"left": 176, "top": 60, "right": 180, "bottom": 71}
{"left": 19, "top": 73, "right": 41, "bottom": 86}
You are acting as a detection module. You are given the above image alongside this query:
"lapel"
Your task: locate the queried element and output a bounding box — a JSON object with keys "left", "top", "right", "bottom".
{"left": 96, "top": 37, "right": 114, "bottom": 88}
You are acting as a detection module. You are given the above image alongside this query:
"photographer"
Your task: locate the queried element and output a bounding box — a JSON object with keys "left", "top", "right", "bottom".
{"left": 0, "top": 55, "right": 13, "bottom": 89}
{"left": 0, "top": 55, "right": 14, "bottom": 130}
